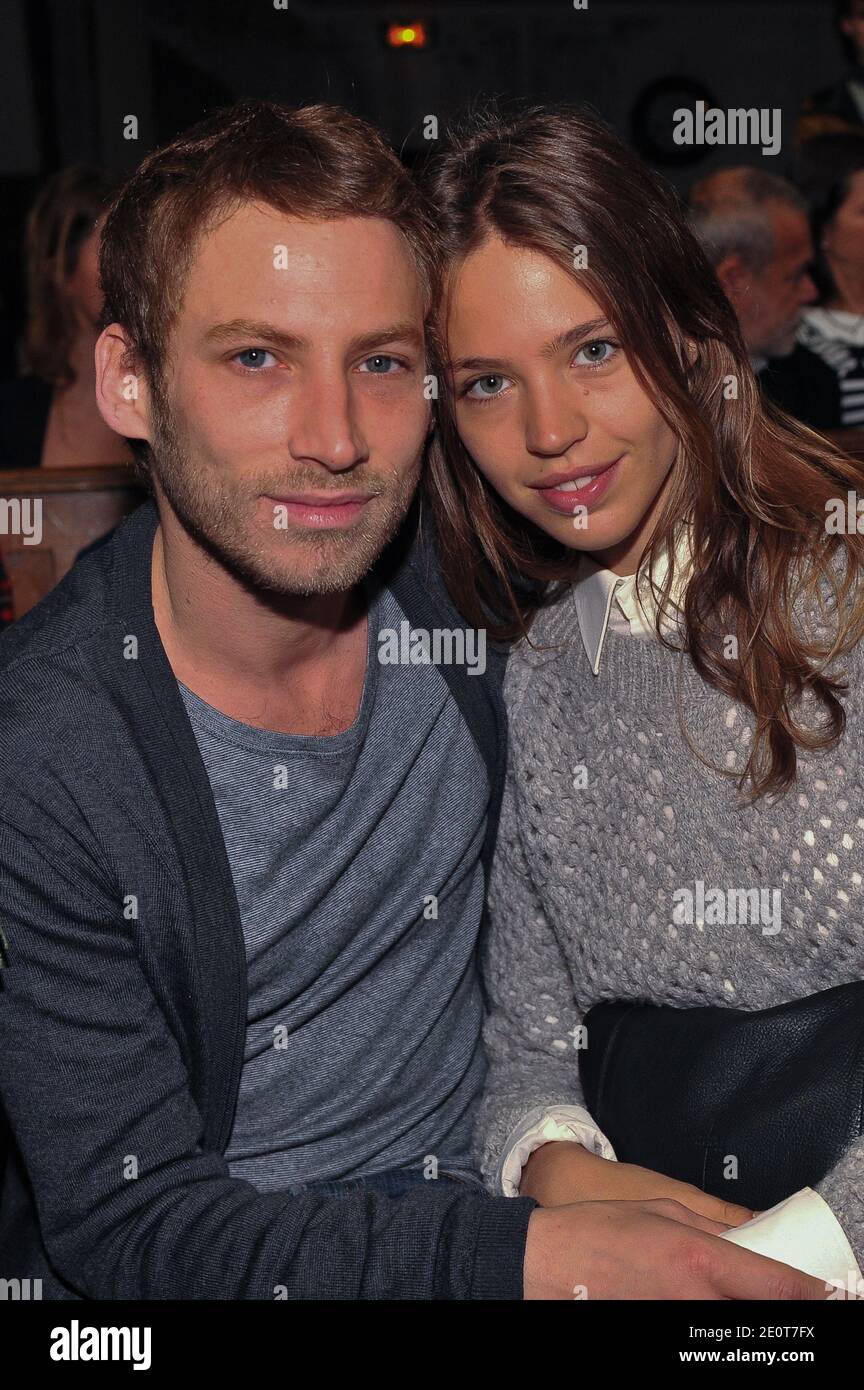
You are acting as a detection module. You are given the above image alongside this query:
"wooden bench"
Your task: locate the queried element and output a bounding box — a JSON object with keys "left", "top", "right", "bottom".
{"left": 0, "top": 465, "right": 145, "bottom": 620}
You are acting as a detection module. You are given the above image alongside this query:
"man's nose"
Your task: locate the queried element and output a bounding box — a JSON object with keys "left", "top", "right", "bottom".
{"left": 285, "top": 375, "right": 369, "bottom": 471}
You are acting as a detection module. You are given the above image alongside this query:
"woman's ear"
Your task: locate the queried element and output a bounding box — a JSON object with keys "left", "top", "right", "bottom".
{"left": 94, "top": 325, "right": 153, "bottom": 446}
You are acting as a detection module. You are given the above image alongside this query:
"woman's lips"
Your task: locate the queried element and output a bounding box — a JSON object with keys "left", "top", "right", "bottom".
{"left": 532, "top": 457, "right": 622, "bottom": 515}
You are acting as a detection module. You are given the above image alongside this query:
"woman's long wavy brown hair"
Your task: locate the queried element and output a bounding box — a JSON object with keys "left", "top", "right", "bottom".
{"left": 423, "top": 103, "right": 864, "bottom": 802}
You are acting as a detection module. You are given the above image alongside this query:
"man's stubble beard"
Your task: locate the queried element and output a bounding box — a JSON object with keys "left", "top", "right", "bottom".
{"left": 146, "top": 388, "right": 424, "bottom": 598}
{"left": 762, "top": 323, "right": 799, "bottom": 359}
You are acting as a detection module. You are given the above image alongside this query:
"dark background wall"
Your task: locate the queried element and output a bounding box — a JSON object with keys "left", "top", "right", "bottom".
{"left": 0, "top": 0, "right": 848, "bottom": 375}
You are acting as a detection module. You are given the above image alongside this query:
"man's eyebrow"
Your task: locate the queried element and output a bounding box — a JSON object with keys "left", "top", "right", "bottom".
{"left": 201, "top": 319, "right": 424, "bottom": 355}
{"left": 202, "top": 320, "right": 307, "bottom": 351}
{"left": 345, "top": 322, "right": 425, "bottom": 355}
{"left": 449, "top": 317, "right": 613, "bottom": 373}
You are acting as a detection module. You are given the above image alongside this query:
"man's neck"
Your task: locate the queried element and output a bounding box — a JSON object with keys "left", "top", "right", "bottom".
{"left": 151, "top": 503, "right": 369, "bottom": 733}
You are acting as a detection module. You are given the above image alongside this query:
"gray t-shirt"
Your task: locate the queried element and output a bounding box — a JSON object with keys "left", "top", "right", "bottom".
{"left": 179, "top": 578, "right": 490, "bottom": 1189}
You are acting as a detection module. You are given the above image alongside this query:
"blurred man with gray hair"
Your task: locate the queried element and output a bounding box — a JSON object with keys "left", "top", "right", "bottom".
{"left": 689, "top": 168, "right": 817, "bottom": 370}
{"left": 686, "top": 167, "right": 844, "bottom": 428}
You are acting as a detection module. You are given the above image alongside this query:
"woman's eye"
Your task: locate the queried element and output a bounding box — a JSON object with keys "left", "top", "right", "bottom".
{"left": 464, "top": 374, "right": 511, "bottom": 400}
{"left": 358, "top": 355, "right": 402, "bottom": 375}
{"left": 233, "top": 348, "right": 277, "bottom": 371}
{"left": 573, "top": 339, "right": 619, "bottom": 368}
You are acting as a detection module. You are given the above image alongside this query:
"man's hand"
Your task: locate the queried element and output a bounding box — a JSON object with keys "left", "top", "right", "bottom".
{"left": 523, "top": 1200, "right": 831, "bottom": 1300}
{"left": 521, "top": 1141, "right": 754, "bottom": 1227}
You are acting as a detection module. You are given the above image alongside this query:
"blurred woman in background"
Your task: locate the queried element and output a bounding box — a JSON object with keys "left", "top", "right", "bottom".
{"left": 0, "top": 165, "right": 131, "bottom": 628}
{"left": 0, "top": 164, "right": 129, "bottom": 469}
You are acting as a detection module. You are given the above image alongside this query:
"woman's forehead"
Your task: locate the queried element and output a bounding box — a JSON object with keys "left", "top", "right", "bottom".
{"left": 444, "top": 238, "right": 607, "bottom": 350}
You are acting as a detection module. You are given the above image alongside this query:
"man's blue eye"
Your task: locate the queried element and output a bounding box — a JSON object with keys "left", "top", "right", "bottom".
{"left": 360, "top": 355, "right": 399, "bottom": 374}
{"left": 234, "top": 348, "right": 275, "bottom": 370}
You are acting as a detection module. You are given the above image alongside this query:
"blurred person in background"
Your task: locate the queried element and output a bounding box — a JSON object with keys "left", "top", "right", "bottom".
{"left": 0, "top": 166, "right": 131, "bottom": 628}
{"left": 797, "top": 0, "right": 864, "bottom": 144}
{"left": 763, "top": 133, "right": 864, "bottom": 433}
{"left": 688, "top": 168, "right": 817, "bottom": 374}
{"left": 688, "top": 167, "right": 832, "bottom": 431}
{"left": 0, "top": 165, "right": 130, "bottom": 470}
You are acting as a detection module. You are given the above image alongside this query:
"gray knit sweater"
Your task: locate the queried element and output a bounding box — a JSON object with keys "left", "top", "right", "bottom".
{"left": 475, "top": 580, "right": 864, "bottom": 1267}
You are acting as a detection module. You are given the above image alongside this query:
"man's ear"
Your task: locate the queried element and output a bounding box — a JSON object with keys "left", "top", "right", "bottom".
{"left": 94, "top": 325, "right": 153, "bottom": 445}
{"left": 714, "top": 253, "right": 747, "bottom": 309}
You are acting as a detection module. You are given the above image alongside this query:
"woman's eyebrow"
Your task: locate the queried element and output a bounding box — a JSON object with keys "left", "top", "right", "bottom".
{"left": 539, "top": 317, "right": 612, "bottom": 358}
{"left": 449, "top": 317, "right": 612, "bottom": 372}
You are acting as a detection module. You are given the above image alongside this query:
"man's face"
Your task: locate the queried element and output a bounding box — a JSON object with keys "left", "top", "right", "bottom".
{"left": 743, "top": 204, "right": 816, "bottom": 358}
{"left": 823, "top": 169, "right": 864, "bottom": 278}
{"left": 145, "top": 203, "right": 430, "bottom": 596}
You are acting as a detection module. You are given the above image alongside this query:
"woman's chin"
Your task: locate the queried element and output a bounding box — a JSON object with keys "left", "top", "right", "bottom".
{"left": 525, "top": 504, "right": 633, "bottom": 554}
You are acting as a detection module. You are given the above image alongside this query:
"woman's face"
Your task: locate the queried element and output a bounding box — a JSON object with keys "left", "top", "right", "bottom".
{"left": 65, "top": 221, "right": 105, "bottom": 330}
{"left": 823, "top": 171, "right": 864, "bottom": 285}
{"left": 444, "top": 233, "right": 679, "bottom": 575}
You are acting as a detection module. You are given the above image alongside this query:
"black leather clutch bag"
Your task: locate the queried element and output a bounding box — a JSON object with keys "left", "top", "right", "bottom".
{"left": 578, "top": 981, "right": 864, "bottom": 1211}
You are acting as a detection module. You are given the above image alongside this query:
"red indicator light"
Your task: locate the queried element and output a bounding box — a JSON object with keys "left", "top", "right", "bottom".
{"left": 386, "top": 23, "right": 429, "bottom": 49}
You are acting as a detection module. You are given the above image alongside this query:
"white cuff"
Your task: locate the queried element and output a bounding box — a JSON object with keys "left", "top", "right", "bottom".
{"left": 721, "top": 1188, "right": 863, "bottom": 1290}
{"left": 496, "top": 1104, "right": 617, "bottom": 1197}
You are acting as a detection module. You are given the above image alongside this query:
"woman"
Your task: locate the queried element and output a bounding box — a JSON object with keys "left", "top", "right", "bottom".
{"left": 0, "top": 166, "right": 132, "bottom": 629}
{"left": 424, "top": 105, "right": 864, "bottom": 1270}
{"left": 0, "top": 164, "right": 131, "bottom": 469}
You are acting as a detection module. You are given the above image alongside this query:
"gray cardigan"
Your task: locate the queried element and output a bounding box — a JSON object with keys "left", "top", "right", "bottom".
{"left": 0, "top": 499, "right": 537, "bottom": 1300}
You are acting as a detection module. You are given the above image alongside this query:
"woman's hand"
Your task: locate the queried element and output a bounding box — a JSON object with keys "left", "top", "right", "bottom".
{"left": 520, "top": 1140, "right": 755, "bottom": 1228}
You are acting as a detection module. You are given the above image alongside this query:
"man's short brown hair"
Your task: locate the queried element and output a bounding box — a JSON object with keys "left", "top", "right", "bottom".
{"left": 99, "top": 98, "right": 438, "bottom": 399}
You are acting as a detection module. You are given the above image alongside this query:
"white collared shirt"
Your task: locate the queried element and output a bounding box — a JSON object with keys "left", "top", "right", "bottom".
{"left": 571, "top": 524, "right": 692, "bottom": 674}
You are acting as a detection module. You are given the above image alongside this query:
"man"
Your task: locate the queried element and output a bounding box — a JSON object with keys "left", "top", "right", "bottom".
{"left": 689, "top": 168, "right": 818, "bottom": 372}
{"left": 0, "top": 100, "right": 825, "bottom": 1300}
{"left": 688, "top": 168, "right": 833, "bottom": 429}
